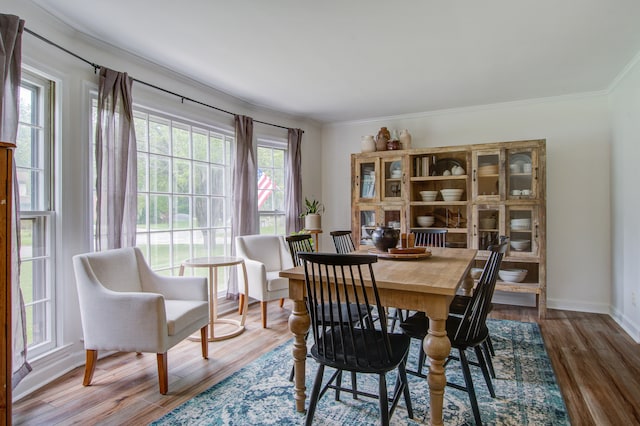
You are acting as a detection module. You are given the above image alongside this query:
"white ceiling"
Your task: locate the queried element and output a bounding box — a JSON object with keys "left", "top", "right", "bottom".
{"left": 32, "top": 0, "right": 640, "bottom": 123}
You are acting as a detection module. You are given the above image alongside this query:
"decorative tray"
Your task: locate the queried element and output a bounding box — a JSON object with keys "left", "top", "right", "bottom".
{"left": 368, "top": 248, "right": 432, "bottom": 260}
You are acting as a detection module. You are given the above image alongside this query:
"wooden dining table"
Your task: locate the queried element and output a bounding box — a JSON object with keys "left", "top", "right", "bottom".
{"left": 279, "top": 246, "right": 477, "bottom": 426}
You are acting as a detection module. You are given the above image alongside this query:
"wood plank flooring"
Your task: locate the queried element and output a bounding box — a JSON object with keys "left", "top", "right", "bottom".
{"left": 12, "top": 303, "right": 640, "bottom": 425}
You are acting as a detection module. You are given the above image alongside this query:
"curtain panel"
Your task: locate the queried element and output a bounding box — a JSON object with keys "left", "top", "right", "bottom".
{"left": 285, "top": 128, "right": 303, "bottom": 233}
{"left": 94, "top": 67, "right": 137, "bottom": 250}
{"left": 0, "top": 12, "right": 32, "bottom": 389}
{"left": 229, "top": 114, "right": 256, "bottom": 297}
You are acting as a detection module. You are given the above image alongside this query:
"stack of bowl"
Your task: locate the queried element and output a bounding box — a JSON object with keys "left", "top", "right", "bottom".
{"left": 510, "top": 218, "right": 531, "bottom": 230}
{"left": 478, "top": 163, "right": 499, "bottom": 175}
{"left": 419, "top": 190, "right": 438, "bottom": 202}
{"left": 416, "top": 215, "right": 435, "bottom": 227}
{"left": 440, "top": 188, "right": 464, "bottom": 201}
{"left": 498, "top": 268, "right": 527, "bottom": 282}
{"left": 469, "top": 267, "right": 484, "bottom": 280}
{"left": 510, "top": 239, "right": 531, "bottom": 251}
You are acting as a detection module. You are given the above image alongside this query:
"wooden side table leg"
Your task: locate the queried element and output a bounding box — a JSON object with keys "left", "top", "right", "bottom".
{"left": 289, "top": 296, "right": 310, "bottom": 412}
{"left": 239, "top": 262, "right": 249, "bottom": 326}
{"left": 424, "top": 313, "right": 451, "bottom": 426}
{"left": 209, "top": 266, "right": 215, "bottom": 341}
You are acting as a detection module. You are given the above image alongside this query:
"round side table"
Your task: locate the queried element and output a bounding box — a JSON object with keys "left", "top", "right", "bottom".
{"left": 179, "top": 256, "right": 249, "bottom": 342}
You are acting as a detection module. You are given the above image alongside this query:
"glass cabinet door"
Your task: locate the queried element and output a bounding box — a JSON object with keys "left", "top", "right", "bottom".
{"left": 381, "top": 157, "right": 404, "bottom": 201}
{"left": 507, "top": 206, "right": 539, "bottom": 257}
{"left": 507, "top": 148, "right": 539, "bottom": 199}
{"left": 473, "top": 205, "right": 504, "bottom": 252}
{"left": 382, "top": 205, "right": 403, "bottom": 231}
{"left": 356, "top": 206, "right": 378, "bottom": 247}
{"left": 473, "top": 149, "right": 501, "bottom": 201}
{"left": 355, "top": 157, "right": 379, "bottom": 202}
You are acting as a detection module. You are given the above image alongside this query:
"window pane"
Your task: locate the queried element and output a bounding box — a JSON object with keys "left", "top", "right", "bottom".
{"left": 150, "top": 155, "right": 170, "bottom": 192}
{"left": 137, "top": 194, "right": 148, "bottom": 229}
{"left": 173, "top": 196, "right": 191, "bottom": 229}
{"left": 173, "top": 159, "right": 191, "bottom": 193}
{"left": 149, "top": 194, "right": 170, "bottom": 230}
{"left": 212, "top": 197, "right": 225, "bottom": 227}
{"left": 172, "top": 123, "right": 190, "bottom": 158}
{"left": 193, "top": 128, "right": 208, "bottom": 161}
{"left": 134, "top": 113, "right": 149, "bottom": 152}
{"left": 137, "top": 152, "right": 148, "bottom": 192}
{"left": 149, "top": 232, "right": 171, "bottom": 269}
{"left": 194, "top": 162, "right": 208, "bottom": 195}
{"left": 172, "top": 231, "right": 191, "bottom": 266}
{"left": 149, "top": 115, "right": 170, "bottom": 154}
{"left": 194, "top": 197, "right": 209, "bottom": 228}
{"left": 211, "top": 165, "right": 224, "bottom": 196}
{"left": 210, "top": 134, "right": 224, "bottom": 164}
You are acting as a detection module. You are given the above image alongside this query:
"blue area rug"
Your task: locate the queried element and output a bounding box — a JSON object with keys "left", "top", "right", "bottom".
{"left": 151, "top": 319, "right": 569, "bottom": 425}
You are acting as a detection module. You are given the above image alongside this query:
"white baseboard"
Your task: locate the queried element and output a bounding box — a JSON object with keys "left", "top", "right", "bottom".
{"left": 610, "top": 306, "right": 640, "bottom": 343}
{"left": 547, "top": 297, "right": 611, "bottom": 315}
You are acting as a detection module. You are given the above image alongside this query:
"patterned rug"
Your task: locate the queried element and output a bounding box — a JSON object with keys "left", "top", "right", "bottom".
{"left": 151, "top": 319, "right": 569, "bottom": 425}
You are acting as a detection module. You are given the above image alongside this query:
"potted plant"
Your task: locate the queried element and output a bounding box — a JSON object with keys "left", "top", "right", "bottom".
{"left": 300, "top": 197, "right": 324, "bottom": 230}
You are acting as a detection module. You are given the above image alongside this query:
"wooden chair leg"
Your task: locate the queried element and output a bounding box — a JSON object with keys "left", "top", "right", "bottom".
{"left": 261, "top": 301, "right": 268, "bottom": 328}
{"left": 83, "top": 349, "right": 98, "bottom": 386}
{"left": 238, "top": 294, "right": 245, "bottom": 314}
{"left": 201, "top": 325, "right": 208, "bottom": 359}
{"left": 157, "top": 353, "right": 168, "bottom": 394}
{"left": 279, "top": 298, "right": 284, "bottom": 308}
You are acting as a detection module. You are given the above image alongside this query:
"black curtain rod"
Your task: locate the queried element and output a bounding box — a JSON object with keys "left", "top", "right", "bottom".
{"left": 24, "top": 27, "right": 299, "bottom": 133}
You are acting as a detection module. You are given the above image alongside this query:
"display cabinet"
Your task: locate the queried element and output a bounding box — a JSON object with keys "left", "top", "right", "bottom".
{"left": 351, "top": 139, "right": 546, "bottom": 317}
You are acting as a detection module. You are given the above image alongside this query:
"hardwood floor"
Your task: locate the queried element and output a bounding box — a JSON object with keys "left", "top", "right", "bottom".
{"left": 13, "top": 303, "right": 640, "bottom": 425}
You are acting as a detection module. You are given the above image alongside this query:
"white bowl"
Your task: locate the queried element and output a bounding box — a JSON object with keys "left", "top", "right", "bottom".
{"left": 499, "top": 268, "right": 527, "bottom": 282}
{"left": 510, "top": 240, "right": 531, "bottom": 251}
{"left": 419, "top": 190, "right": 438, "bottom": 202}
{"left": 440, "top": 188, "right": 464, "bottom": 201}
{"left": 469, "top": 267, "right": 483, "bottom": 280}
{"left": 479, "top": 218, "right": 496, "bottom": 229}
{"left": 510, "top": 218, "right": 531, "bottom": 225}
{"left": 416, "top": 215, "right": 435, "bottom": 227}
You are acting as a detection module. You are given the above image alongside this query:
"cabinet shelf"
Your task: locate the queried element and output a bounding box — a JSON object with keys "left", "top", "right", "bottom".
{"left": 411, "top": 175, "right": 467, "bottom": 182}
{"left": 352, "top": 139, "right": 546, "bottom": 318}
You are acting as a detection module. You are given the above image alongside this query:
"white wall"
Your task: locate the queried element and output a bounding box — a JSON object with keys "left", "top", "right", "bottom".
{"left": 321, "top": 95, "right": 612, "bottom": 312}
{"left": 610, "top": 54, "right": 640, "bottom": 342}
{"left": 8, "top": 0, "right": 322, "bottom": 399}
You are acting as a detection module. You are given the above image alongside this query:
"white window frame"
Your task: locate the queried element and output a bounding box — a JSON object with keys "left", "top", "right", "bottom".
{"left": 17, "top": 70, "right": 57, "bottom": 358}
{"left": 257, "top": 138, "right": 287, "bottom": 236}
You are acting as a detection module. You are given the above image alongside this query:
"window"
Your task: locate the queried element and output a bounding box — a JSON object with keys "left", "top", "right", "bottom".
{"left": 92, "top": 103, "right": 234, "bottom": 289}
{"left": 257, "top": 140, "right": 286, "bottom": 235}
{"left": 16, "top": 70, "right": 56, "bottom": 358}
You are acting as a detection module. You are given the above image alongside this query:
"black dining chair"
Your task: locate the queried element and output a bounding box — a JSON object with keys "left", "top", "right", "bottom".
{"left": 299, "top": 252, "right": 414, "bottom": 426}
{"left": 400, "top": 238, "right": 508, "bottom": 426}
{"left": 413, "top": 228, "right": 447, "bottom": 248}
{"left": 285, "top": 233, "right": 315, "bottom": 266}
{"left": 330, "top": 230, "right": 356, "bottom": 254}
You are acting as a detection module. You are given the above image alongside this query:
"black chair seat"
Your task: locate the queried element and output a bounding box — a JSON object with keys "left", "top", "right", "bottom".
{"left": 311, "top": 326, "right": 411, "bottom": 374}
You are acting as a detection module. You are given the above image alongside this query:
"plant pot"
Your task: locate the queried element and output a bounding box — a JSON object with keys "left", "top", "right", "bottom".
{"left": 304, "top": 214, "right": 321, "bottom": 230}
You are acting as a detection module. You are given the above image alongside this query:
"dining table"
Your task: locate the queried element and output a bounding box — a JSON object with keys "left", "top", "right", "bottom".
{"left": 279, "top": 246, "right": 477, "bottom": 426}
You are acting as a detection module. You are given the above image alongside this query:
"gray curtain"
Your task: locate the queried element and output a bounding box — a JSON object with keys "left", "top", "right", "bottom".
{"left": 285, "top": 128, "right": 303, "bottom": 233}
{"left": 229, "top": 114, "right": 255, "bottom": 297}
{"left": 95, "top": 67, "right": 137, "bottom": 250}
{"left": 0, "top": 13, "right": 32, "bottom": 389}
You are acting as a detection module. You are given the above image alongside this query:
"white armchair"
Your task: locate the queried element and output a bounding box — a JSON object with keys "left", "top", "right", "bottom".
{"left": 72, "top": 247, "right": 209, "bottom": 394}
{"left": 235, "top": 235, "right": 294, "bottom": 328}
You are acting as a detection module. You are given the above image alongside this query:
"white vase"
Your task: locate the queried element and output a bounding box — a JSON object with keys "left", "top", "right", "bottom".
{"left": 361, "top": 135, "right": 376, "bottom": 153}
{"left": 305, "top": 214, "right": 321, "bottom": 230}
{"left": 399, "top": 129, "right": 412, "bottom": 149}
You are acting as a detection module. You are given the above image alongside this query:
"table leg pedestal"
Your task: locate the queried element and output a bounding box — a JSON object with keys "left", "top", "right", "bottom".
{"left": 424, "top": 313, "right": 451, "bottom": 426}
{"left": 289, "top": 298, "right": 310, "bottom": 413}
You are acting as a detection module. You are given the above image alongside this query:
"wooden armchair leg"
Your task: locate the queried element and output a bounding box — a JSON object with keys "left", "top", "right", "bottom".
{"left": 279, "top": 298, "right": 284, "bottom": 308}
{"left": 238, "top": 294, "right": 245, "bottom": 315}
{"left": 157, "top": 353, "right": 168, "bottom": 394}
{"left": 83, "top": 349, "right": 98, "bottom": 386}
{"left": 201, "top": 325, "right": 209, "bottom": 359}
{"left": 261, "top": 301, "right": 268, "bottom": 328}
